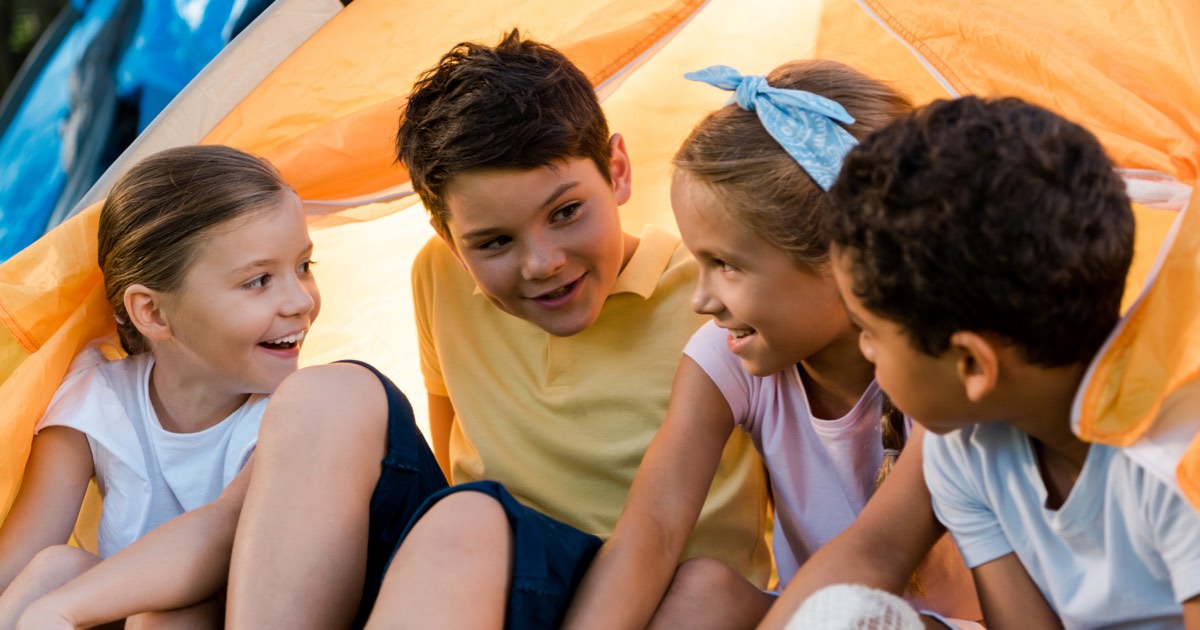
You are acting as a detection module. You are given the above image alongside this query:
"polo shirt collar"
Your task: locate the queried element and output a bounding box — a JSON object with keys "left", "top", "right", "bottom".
{"left": 610, "top": 225, "right": 676, "bottom": 300}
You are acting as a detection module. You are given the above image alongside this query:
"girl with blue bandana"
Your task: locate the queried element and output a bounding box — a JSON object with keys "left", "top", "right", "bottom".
{"left": 563, "top": 60, "right": 981, "bottom": 628}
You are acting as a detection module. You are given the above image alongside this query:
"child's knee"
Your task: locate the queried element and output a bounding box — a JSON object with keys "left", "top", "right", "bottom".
{"left": 260, "top": 364, "right": 389, "bottom": 451}
{"left": 21, "top": 545, "right": 97, "bottom": 587}
{"left": 668, "top": 557, "right": 745, "bottom": 599}
{"left": 417, "top": 491, "right": 510, "bottom": 547}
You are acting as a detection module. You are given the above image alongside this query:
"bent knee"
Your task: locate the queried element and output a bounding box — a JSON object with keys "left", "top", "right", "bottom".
{"left": 425, "top": 492, "right": 507, "bottom": 533}
{"left": 260, "top": 363, "right": 389, "bottom": 447}
{"left": 411, "top": 491, "right": 510, "bottom": 549}
{"left": 21, "top": 545, "right": 98, "bottom": 585}
{"left": 668, "top": 557, "right": 746, "bottom": 598}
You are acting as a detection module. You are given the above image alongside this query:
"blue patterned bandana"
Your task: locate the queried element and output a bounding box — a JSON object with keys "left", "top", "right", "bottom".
{"left": 684, "top": 65, "right": 858, "bottom": 191}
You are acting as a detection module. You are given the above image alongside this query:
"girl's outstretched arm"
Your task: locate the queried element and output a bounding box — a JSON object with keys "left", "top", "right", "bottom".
{"left": 0, "top": 427, "right": 93, "bottom": 593}
{"left": 562, "top": 356, "right": 736, "bottom": 630}
{"left": 14, "top": 459, "right": 252, "bottom": 628}
{"left": 758, "top": 424, "right": 945, "bottom": 629}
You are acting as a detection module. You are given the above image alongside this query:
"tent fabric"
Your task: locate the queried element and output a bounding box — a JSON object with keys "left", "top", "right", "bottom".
{"left": 0, "top": 0, "right": 127, "bottom": 262}
{"left": 2, "top": 0, "right": 1200, "bottom": 532}
{"left": 0, "top": 0, "right": 285, "bottom": 263}
{"left": 75, "top": 0, "right": 345, "bottom": 212}
{"left": 816, "top": 0, "right": 1200, "bottom": 500}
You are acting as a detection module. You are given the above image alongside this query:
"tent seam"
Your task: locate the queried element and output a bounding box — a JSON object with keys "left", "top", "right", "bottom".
{"left": 858, "top": 0, "right": 965, "bottom": 97}
{"left": 588, "top": 0, "right": 706, "bottom": 87}
{"left": 0, "top": 298, "right": 38, "bottom": 353}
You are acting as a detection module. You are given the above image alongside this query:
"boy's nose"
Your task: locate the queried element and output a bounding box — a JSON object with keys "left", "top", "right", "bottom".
{"left": 521, "top": 243, "right": 566, "bottom": 281}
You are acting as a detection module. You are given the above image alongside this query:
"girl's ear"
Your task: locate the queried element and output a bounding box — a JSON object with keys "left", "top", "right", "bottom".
{"left": 608, "top": 133, "right": 632, "bottom": 205}
{"left": 124, "top": 284, "right": 172, "bottom": 343}
{"left": 949, "top": 331, "right": 999, "bottom": 403}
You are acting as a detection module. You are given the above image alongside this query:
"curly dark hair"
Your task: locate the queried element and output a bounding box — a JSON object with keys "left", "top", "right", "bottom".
{"left": 828, "top": 96, "right": 1134, "bottom": 367}
{"left": 395, "top": 29, "right": 612, "bottom": 235}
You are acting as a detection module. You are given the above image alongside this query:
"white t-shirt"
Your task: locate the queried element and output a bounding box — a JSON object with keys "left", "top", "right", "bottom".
{"left": 37, "top": 346, "right": 265, "bottom": 558}
{"left": 925, "top": 423, "right": 1200, "bottom": 629}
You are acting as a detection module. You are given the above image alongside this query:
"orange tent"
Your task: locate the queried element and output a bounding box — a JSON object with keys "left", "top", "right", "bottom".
{"left": 2, "top": 0, "right": 1198, "bottom": 542}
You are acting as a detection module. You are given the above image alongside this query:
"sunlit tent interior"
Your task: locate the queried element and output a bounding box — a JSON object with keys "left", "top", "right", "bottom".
{"left": 1, "top": 0, "right": 1198, "bottom": 552}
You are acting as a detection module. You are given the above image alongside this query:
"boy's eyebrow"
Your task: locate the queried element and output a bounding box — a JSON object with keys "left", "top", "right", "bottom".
{"left": 459, "top": 181, "right": 582, "bottom": 241}
{"left": 540, "top": 180, "right": 581, "bottom": 208}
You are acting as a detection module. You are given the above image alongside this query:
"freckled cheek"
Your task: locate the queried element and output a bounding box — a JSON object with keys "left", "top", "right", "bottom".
{"left": 466, "top": 259, "right": 516, "bottom": 295}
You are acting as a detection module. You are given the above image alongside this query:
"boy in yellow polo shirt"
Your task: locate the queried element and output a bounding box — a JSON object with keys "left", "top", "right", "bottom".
{"left": 224, "top": 29, "right": 769, "bottom": 628}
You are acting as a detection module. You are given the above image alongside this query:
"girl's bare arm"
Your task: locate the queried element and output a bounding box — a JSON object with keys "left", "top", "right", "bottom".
{"left": 19, "top": 460, "right": 253, "bottom": 627}
{"left": 0, "top": 427, "right": 93, "bottom": 593}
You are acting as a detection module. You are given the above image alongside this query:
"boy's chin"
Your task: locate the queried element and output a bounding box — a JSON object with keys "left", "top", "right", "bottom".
{"left": 536, "top": 312, "right": 601, "bottom": 338}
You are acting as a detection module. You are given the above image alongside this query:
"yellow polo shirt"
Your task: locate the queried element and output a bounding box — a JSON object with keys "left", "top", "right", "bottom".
{"left": 412, "top": 225, "right": 770, "bottom": 585}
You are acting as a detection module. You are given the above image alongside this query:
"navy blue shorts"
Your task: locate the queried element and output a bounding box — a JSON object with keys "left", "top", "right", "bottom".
{"left": 343, "top": 361, "right": 449, "bottom": 627}
{"left": 391, "top": 481, "right": 603, "bottom": 629}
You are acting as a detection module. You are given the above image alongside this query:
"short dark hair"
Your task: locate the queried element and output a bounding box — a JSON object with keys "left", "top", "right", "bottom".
{"left": 828, "top": 96, "right": 1134, "bottom": 366}
{"left": 396, "top": 29, "right": 611, "bottom": 234}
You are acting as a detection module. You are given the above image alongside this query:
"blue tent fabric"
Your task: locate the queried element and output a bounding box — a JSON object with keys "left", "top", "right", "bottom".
{"left": 116, "top": 0, "right": 275, "bottom": 130}
{"left": 0, "top": 0, "right": 125, "bottom": 261}
{"left": 0, "top": 0, "right": 276, "bottom": 262}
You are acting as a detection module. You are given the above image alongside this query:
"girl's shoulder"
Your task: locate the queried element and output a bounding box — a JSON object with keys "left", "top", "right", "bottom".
{"left": 39, "top": 343, "right": 151, "bottom": 438}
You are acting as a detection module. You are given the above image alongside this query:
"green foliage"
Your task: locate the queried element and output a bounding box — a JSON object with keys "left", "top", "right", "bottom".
{"left": 2, "top": 0, "right": 69, "bottom": 95}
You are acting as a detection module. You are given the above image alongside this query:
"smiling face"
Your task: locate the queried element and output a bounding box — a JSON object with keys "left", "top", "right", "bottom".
{"left": 671, "top": 172, "right": 852, "bottom": 376}
{"left": 439, "top": 137, "right": 634, "bottom": 337}
{"left": 155, "top": 191, "right": 320, "bottom": 394}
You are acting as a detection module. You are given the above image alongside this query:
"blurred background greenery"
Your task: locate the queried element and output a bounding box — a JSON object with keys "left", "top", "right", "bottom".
{"left": 1, "top": 0, "right": 69, "bottom": 95}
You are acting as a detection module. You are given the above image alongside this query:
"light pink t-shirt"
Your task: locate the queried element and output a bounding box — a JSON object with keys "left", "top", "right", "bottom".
{"left": 685, "top": 321, "right": 884, "bottom": 585}
{"left": 684, "top": 321, "right": 981, "bottom": 620}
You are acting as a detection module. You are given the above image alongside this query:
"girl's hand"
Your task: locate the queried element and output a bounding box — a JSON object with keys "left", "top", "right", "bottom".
{"left": 16, "top": 595, "right": 79, "bottom": 630}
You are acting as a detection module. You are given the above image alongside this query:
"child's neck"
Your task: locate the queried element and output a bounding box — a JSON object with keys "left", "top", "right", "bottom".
{"left": 1002, "top": 361, "right": 1092, "bottom": 509}
{"left": 798, "top": 328, "right": 875, "bottom": 420}
{"left": 148, "top": 362, "right": 251, "bottom": 434}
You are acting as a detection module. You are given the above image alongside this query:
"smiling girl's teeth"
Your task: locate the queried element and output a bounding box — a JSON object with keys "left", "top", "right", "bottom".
{"left": 730, "top": 329, "right": 754, "bottom": 340}
{"left": 264, "top": 330, "right": 306, "bottom": 346}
